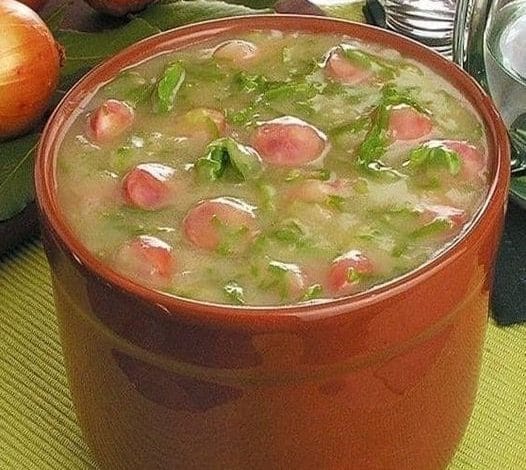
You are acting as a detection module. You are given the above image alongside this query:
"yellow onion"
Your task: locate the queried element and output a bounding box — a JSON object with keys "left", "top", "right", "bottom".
{"left": 0, "top": 0, "right": 60, "bottom": 140}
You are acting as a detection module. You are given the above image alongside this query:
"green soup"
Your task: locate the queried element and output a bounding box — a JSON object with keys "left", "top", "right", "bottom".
{"left": 56, "top": 30, "right": 489, "bottom": 306}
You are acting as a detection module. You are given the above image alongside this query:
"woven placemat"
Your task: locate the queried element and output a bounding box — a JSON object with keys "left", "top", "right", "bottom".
{"left": 0, "top": 240, "right": 525, "bottom": 469}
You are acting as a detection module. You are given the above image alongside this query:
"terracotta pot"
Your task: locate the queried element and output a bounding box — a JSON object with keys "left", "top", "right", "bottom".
{"left": 35, "top": 15, "right": 510, "bottom": 470}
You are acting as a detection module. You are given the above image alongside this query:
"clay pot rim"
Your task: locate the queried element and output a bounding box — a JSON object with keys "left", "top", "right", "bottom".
{"left": 35, "top": 15, "right": 510, "bottom": 329}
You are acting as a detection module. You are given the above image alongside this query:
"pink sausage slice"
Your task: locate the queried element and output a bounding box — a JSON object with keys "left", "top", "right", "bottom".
{"left": 388, "top": 105, "right": 432, "bottom": 141}
{"left": 251, "top": 117, "right": 327, "bottom": 167}
{"left": 213, "top": 40, "right": 258, "bottom": 63}
{"left": 327, "top": 250, "right": 374, "bottom": 295}
{"left": 442, "top": 140, "right": 485, "bottom": 179}
{"left": 325, "top": 51, "right": 372, "bottom": 86}
{"left": 87, "top": 99, "right": 134, "bottom": 143}
{"left": 122, "top": 164, "right": 175, "bottom": 211}
{"left": 183, "top": 197, "right": 257, "bottom": 251}
{"left": 117, "top": 236, "right": 175, "bottom": 282}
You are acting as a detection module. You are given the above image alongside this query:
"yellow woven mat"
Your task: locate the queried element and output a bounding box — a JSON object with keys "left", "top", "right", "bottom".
{"left": 1, "top": 240, "right": 525, "bottom": 469}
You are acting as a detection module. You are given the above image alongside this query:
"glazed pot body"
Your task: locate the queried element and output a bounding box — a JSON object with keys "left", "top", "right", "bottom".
{"left": 36, "top": 16, "right": 510, "bottom": 470}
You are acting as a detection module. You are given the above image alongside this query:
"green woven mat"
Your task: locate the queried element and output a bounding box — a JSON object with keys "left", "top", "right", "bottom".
{"left": 1, "top": 240, "right": 525, "bottom": 469}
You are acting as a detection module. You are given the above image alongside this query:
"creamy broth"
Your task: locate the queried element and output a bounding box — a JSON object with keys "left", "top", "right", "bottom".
{"left": 56, "top": 31, "right": 488, "bottom": 306}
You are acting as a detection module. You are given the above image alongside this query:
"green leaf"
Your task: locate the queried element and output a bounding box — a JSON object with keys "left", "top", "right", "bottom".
{"left": 223, "top": 280, "right": 246, "bottom": 305}
{"left": 104, "top": 71, "right": 153, "bottom": 107}
{"left": 44, "top": 1, "right": 72, "bottom": 33}
{"left": 56, "top": 18, "right": 160, "bottom": 79}
{"left": 327, "top": 194, "right": 346, "bottom": 211}
{"left": 195, "top": 145, "right": 229, "bottom": 181}
{"left": 510, "top": 174, "right": 526, "bottom": 202}
{"left": 355, "top": 85, "right": 428, "bottom": 172}
{"left": 152, "top": 62, "right": 186, "bottom": 113}
{"left": 270, "top": 220, "right": 309, "bottom": 247}
{"left": 338, "top": 44, "right": 396, "bottom": 80}
{"left": 138, "top": 0, "right": 270, "bottom": 31}
{"left": 264, "top": 81, "right": 318, "bottom": 102}
{"left": 381, "top": 84, "right": 429, "bottom": 114}
{"left": 353, "top": 177, "right": 369, "bottom": 194}
{"left": 0, "top": 134, "right": 39, "bottom": 221}
{"left": 110, "top": 146, "right": 135, "bottom": 173}
{"left": 407, "top": 141, "right": 461, "bottom": 175}
{"left": 357, "top": 104, "right": 390, "bottom": 165}
{"left": 322, "top": 1, "right": 365, "bottom": 22}
{"left": 346, "top": 267, "right": 363, "bottom": 283}
{"left": 340, "top": 46, "right": 374, "bottom": 70}
{"left": 410, "top": 218, "right": 452, "bottom": 239}
{"left": 222, "top": 0, "right": 277, "bottom": 8}
{"left": 509, "top": 113, "right": 526, "bottom": 169}
{"left": 233, "top": 71, "right": 269, "bottom": 93}
{"left": 301, "top": 283, "right": 323, "bottom": 301}
{"left": 195, "top": 137, "right": 262, "bottom": 181}
{"left": 391, "top": 241, "right": 408, "bottom": 258}
{"left": 215, "top": 222, "right": 251, "bottom": 256}
{"left": 328, "top": 115, "right": 369, "bottom": 137}
{"left": 184, "top": 61, "right": 225, "bottom": 82}
{"left": 268, "top": 260, "right": 292, "bottom": 274}
{"left": 257, "top": 182, "right": 277, "bottom": 212}
{"left": 225, "top": 139, "right": 262, "bottom": 180}
{"left": 285, "top": 168, "right": 331, "bottom": 182}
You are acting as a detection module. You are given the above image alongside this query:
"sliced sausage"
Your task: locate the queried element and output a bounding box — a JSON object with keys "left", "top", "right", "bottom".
{"left": 116, "top": 236, "right": 175, "bottom": 283}
{"left": 327, "top": 250, "right": 374, "bottom": 295}
{"left": 251, "top": 117, "right": 327, "bottom": 167}
{"left": 442, "top": 140, "right": 486, "bottom": 180}
{"left": 183, "top": 197, "right": 257, "bottom": 251}
{"left": 87, "top": 99, "right": 134, "bottom": 143}
{"left": 388, "top": 105, "right": 432, "bottom": 141}
{"left": 213, "top": 40, "right": 258, "bottom": 63}
{"left": 325, "top": 51, "right": 372, "bottom": 86}
{"left": 122, "top": 163, "right": 175, "bottom": 211}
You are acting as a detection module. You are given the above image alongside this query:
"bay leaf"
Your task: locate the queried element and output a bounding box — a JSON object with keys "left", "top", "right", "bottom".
{"left": 56, "top": 18, "right": 161, "bottom": 78}
{"left": 138, "top": 0, "right": 271, "bottom": 32}
{"left": 0, "top": 134, "right": 39, "bottom": 221}
{"left": 225, "top": 0, "right": 277, "bottom": 8}
{"left": 322, "top": 1, "right": 365, "bottom": 22}
{"left": 44, "top": 0, "right": 72, "bottom": 33}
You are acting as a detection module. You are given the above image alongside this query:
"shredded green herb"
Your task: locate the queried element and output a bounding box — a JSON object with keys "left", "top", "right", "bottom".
{"left": 223, "top": 280, "right": 246, "bottom": 305}
{"left": 406, "top": 141, "right": 461, "bottom": 176}
{"left": 152, "top": 62, "right": 186, "bottom": 113}
{"left": 301, "top": 283, "right": 323, "bottom": 301}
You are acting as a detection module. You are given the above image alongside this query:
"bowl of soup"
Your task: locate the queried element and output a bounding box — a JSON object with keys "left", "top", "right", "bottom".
{"left": 36, "top": 15, "right": 509, "bottom": 470}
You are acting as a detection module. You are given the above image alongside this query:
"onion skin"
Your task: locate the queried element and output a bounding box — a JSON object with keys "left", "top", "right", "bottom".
{"left": 84, "top": 0, "right": 156, "bottom": 17}
{"left": 18, "top": 0, "right": 48, "bottom": 11}
{"left": 0, "top": 0, "right": 60, "bottom": 140}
